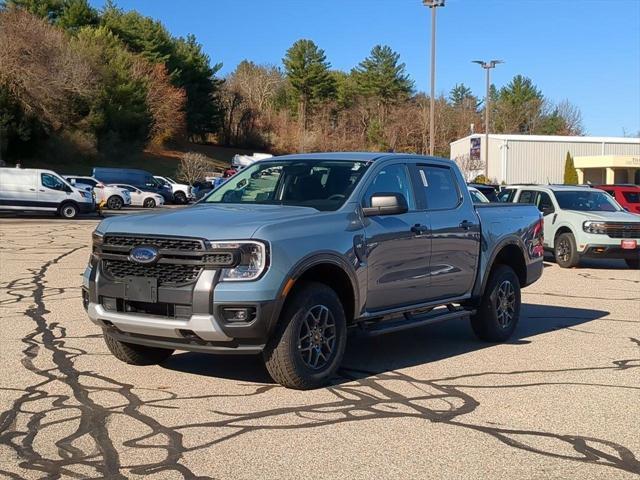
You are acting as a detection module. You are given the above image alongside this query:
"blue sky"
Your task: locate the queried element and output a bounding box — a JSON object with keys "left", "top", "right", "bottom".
{"left": 92, "top": 0, "right": 640, "bottom": 137}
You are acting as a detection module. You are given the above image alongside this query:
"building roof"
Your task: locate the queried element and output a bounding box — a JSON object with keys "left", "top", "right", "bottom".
{"left": 451, "top": 134, "right": 640, "bottom": 145}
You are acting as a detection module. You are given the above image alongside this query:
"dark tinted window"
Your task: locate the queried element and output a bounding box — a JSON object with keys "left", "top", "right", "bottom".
{"left": 41, "top": 173, "right": 66, "bottom": 191}
{"left": 364, "top": 164, "right": 415, "bottom": 210}
{"left": 497, "top": 188, "right": 515, "bottom": 202}
{"left": 622, "top": 191, "right": 640, "bottom": 203}
{"left": 415, "top": 165, "right": 460, "bottom": 210}
{"left": 517, "top": 190, "right": 537, "bottom": 204}
{"left": 536, "top": 192, "right": 554, "bottom": 214}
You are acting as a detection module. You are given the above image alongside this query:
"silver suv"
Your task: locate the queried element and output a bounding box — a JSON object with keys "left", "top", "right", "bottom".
{"left": 499, "top": 185, "right": 640, "bottom": 268}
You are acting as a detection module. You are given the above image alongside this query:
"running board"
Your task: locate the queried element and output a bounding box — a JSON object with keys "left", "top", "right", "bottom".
{"left": 361, "top": 306, "right": 473, "bottom": 337}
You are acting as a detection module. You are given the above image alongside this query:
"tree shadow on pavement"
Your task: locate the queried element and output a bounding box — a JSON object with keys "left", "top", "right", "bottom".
{"left": 162, "top": 303, "right": 607, "bottom": 383}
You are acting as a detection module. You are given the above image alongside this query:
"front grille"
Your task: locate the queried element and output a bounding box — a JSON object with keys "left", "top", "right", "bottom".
{"left": 603, "top": 223, "right": 640, "bottom": 239}
{"left": 103, "top": 235, "right": 205, "bottom": 251}
{"left": 102, "top": 259, "right": 202, "bottom": 285}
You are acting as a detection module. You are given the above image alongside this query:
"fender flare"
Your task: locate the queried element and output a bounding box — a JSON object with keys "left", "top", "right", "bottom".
{"left": 472, "top": 235, "right": 527, "bottom": 301}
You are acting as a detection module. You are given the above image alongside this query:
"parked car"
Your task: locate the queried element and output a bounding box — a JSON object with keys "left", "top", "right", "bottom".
{"left": 64, "top": 175, "right": 131, "bottom": 210}
{"left": 500, "top": 184, "right": 640, "bottom": 268}
{"left": 192, "top": 180, "right": 215, "bottom": 200}
{"left": 92, "top": 167, "right": 173, "bottom": 203}
{"left": 0, "top": 167, "right": 94, "bottom": 218}
{"left": 593, "top": 184, "right": 640, "bottom": 214}
{"left": 468, "top": 186, "right": 490, "bottom": 204}
{"left": 467, "top": 183, "right": 499, "bottom": 202}
{"left": 153, "top": 176, "right": 193, "bottom": 204}
{"left": 109, "top": 184, "right": 165, "bottom": 208}
{"left": 84, "top": 152, "right": 544, "bottom": 389}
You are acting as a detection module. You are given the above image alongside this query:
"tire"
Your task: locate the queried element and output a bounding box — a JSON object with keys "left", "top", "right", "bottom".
{"left": 554, "top": 232, "right": 580, "bottom": 268}
{"left": 143, "top": 197, "right": 156, "bottom": 208}
{"left": 107, "top": 195, "right": 124, "bottom": 210}
{"left": 104, "top": 334, "right": 174, "bottom": 366}
{"left": 174, "top": 191, "right": 187, "bottom": 204}
{"left": 58, "top": 202, "right": 78, "bottom": 219}
{"left": 471, "top": 264, "right": 521, "bottom": 342}
{"left": 263, "top": 281, "right": 347, "bottom": 390}
{"left": 625, "top": 258, "right": 640, "bottom": 269}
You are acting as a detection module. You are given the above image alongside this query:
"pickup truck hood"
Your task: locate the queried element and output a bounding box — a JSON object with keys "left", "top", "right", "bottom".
{"left": 96, "top": 203, "right": 319, "bottom": 239}
{"left": 568, "top": 210, "right": 640, "bottom": 223}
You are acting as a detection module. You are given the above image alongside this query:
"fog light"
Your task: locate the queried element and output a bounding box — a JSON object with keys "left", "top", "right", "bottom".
{"left": 221, "top": 307, "right": 256, "bottom": 323}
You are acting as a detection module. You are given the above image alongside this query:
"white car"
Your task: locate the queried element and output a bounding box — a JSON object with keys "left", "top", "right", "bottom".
{"left": 64, "top": 175, "right": 131, "bottom": 210}
{"left": 153, "top": 175, "right": 192, "bottom": 204}
{"left": 110, "top": 184, "right": 165, "bottom": 208}
{"left": 1, "top": 168, "right": 94, "bottom": 218}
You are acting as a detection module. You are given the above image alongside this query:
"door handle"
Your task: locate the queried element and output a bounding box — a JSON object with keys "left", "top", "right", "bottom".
{"left": 39, "top": 189, "right": 45, "bottom": 192}
{"left": 411, "top": 224, "right": 429, "bottom": 235}
{"left": 29, "top": 188, "right": 36, "bottom": 191}
{"left": 459, "top": 220, "right": 473, "bottom": 230}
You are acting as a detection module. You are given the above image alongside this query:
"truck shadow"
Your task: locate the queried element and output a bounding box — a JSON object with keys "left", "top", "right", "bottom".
{"left": 162, "top": 303, "right": 608, "bottom": 383}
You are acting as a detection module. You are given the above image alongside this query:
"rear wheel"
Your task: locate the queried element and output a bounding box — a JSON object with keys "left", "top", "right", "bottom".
{"left": 143, "top": 197, "right": 156, "bottom": 208}
{"left": 264, "top": 281, "right": 346, "bottom": 390}
{"left": 107, "top": 195, "right": 124, "bottom": 210}
{"left": 104, "top": 334, "right": 174, "bottom": 365}
{"left": 58, "top": 202, "right": 78, "bottom": 219}
{"left": 625, "top": 258, "right": 640, "bottom": 269}
{"left": 471, "top": 265, "right": 521, "bottom": 342}
{"left": 174, "top": 191, "right": 187, "bottom": 204}
{"left": 554, "top": 232, "right": 579, "bottom": 268}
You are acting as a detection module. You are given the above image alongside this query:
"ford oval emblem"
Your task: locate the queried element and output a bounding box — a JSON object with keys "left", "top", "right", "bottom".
{"left": 129, "top": 245, "right": 159, "bottom": 264}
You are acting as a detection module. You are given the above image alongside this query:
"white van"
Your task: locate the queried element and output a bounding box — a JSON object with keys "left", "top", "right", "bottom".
{"left": 0, "top": 167, "right": 95, "bottom": 218}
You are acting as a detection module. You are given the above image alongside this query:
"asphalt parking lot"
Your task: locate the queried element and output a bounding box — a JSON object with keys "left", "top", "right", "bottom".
{"left": 0, "top": 216, "right": 638, "bottom": 479}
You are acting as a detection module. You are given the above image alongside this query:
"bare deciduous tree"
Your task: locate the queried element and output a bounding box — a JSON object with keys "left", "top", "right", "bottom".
{"left": 177, "top": 152, "right": 216, "bottom": 185}
{"left": 0, "top": 8, "right": 96, "bottom": 130}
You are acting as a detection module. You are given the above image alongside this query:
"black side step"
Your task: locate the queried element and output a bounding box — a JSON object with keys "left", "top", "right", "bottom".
{"left": 362, "top": 306, "right": 473, "bottom": 337}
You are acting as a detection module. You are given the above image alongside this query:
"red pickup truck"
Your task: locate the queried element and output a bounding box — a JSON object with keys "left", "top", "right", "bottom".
{"left": 595, "top": 185, "right": 640, "bottom": 214}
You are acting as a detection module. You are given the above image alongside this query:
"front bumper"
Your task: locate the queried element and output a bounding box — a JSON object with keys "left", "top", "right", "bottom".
{"left": 581, "top": 244, "right": 640, "bottom": 260}
{"left": 79, "top": 201, "right": 96, "bottom": 213}
{"left": 83, "top": 265, "right": 281, "bottom": 354}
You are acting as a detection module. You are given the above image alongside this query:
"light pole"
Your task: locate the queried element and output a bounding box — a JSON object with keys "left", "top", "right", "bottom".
{"left": 472, "top": 59, "right": 503, "bottom": 178}
{"left": 424, "top": 0, "right": 444, "bottom": 156}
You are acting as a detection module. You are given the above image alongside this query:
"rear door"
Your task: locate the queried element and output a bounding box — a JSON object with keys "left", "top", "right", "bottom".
{"left": 0, "top": 169, "right": 38, "bottom": 209}
{"left": 362, "top": 162, "right": 432, "bottom": 311}
{"left": 412, "top": 163, "right": 480, "bottom": 300}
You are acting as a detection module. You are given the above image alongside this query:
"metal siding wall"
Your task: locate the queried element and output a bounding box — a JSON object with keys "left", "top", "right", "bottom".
{"left": 504, "top": 140, "right": 640, "bottom": 184}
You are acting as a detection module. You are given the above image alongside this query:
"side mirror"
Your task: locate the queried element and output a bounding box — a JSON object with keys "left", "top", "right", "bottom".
{"left": 362, "top": 193, "right": 408, "bottom": 217}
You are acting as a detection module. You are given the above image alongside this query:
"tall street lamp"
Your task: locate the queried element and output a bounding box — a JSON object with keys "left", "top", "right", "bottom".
{"left": 472, "top": 59, "right": 503, "bottom": 178}
{"left": 424, "top": 0, "right": 445, "bottom": 156}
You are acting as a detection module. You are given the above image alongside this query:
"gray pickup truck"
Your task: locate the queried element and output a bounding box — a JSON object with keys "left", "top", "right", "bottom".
{"left": 83, "top": 153, "right": 544, "bottom": 389}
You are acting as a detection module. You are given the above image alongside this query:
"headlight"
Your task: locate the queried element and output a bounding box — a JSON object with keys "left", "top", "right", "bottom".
{"left": 583, "top": 221, "right": 607, "bottom": 234}
{"left": 90, "top": 231, "right": 103, "bottom": 267}
{"left": 211, "top": 241, "right": 268, "bottom": 281}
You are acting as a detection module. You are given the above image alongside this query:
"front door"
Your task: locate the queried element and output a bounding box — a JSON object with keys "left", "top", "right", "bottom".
{"left": 362, "top": 163, "right": 432, "bottom": 311}
{"left": 412, "top": 163, "right": 480, "bottom": 300}
{"left": 38, "top": 172, "right": 70, "bottom": 207}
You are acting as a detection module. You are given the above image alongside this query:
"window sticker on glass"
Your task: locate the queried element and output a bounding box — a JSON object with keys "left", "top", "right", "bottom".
{"left": 419, "top": 169, "right": 428, "bottom": 187}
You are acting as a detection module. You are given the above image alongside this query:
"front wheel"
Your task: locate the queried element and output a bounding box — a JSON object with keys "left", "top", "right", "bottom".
{"left": 104, "top": 334, "right": 174, "bottom": 365}
{"left": 264, "top": 281, "right": 347, "bottom": 390}
{"left": 107, "top": 195, "right": 124, "bottom": 210}
{"left": 143, "top": 197, "right": 156, "bottom": 208}
{"left": 554, "top": 232, "right": 579, "bottom": 268}
{"left": 59, "top": 202, "right": 78, "bottom": 219}
{"left": 174, "top": 191, "right": 187, "bottom": 204}
{"left": 625, "top": 258, "right": 640, "bottom": 269}
{"left": 471, "top": 265, "right": 521, "bottom": 342}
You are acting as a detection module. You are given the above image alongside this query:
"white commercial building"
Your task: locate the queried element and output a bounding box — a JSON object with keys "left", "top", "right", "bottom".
{"left": 450, "top": 134, "right": 640, "bottom": 184}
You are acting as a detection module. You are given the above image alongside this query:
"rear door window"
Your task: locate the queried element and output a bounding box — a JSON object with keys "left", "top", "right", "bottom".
{"left": 622, "top": 191, "right": 640, "bottom": 203}
{"left": 497, "top": 188, "right": 515, "bottom": 202}
{"left": 414, "top": 165, "right": 460, "bottom": 210}
{"left": 536, "top": 191, "right": 555, "bottom": 215}
{"left": 517, "top": 190, "right": 537, "bottom": 204}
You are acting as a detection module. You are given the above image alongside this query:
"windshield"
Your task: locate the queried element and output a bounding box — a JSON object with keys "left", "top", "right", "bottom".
{"left": 204, "top": 160, "right": 369, "bottom": 211}
{"left": 555, "top": 190, "right": 622, "bottom": 212}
